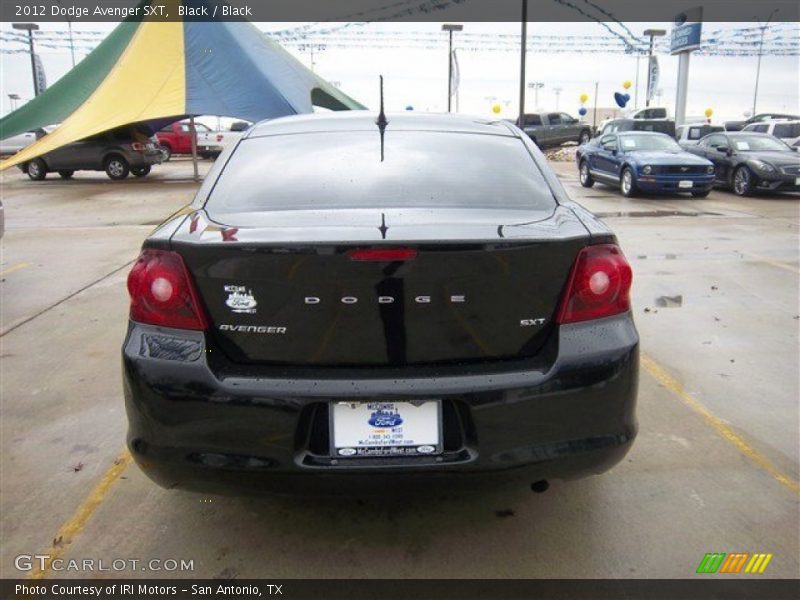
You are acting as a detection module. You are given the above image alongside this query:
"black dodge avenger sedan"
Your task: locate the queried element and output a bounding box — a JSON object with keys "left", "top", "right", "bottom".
{"left": 123, "top": 112, "right": 638, "bottom": 495}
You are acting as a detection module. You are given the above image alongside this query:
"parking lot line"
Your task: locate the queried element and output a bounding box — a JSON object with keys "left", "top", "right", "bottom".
{"left": 0, "top": 262, "right": 31, "bottom": 277}
{"left": 743, "top": 252, "right": 800, "bottom": 275}
{"left": 641, "top": 354, "right": 800, "bottom": 496}
{"left": 28, "top": 450, "right": 132, "bottom": 580}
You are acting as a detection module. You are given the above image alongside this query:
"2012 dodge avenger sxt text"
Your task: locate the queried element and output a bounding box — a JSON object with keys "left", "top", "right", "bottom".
{"left": 122, "top": 112, "right": 638, "bottom": 494}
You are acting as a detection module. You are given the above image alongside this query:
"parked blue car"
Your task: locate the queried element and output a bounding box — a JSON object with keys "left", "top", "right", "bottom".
{"left": 576, "top": 131, "right": 715, "bottom": 197}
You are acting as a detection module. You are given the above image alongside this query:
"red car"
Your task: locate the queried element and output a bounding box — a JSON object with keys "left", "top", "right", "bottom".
{"left": 155, "top": 121, "right": 221, "bottom": 160}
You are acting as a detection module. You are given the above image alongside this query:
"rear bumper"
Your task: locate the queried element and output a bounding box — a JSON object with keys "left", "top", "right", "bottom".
{"left": 123, "top": 314, "right": 639, "bottom": 495}
{"left": 137, "top": 150, "right": 163, "bottom": 167}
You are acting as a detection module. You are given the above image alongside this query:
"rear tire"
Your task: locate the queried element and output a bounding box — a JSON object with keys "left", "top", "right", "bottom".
{"left": 58, "top": 170, "right": 74, "bottom": 179}
{"left": 159, "top": 144, "right": 172, "bottom": 162}
{"left": 691, "top": 190, "right": 710, "bottom": 198}
{"left": 26, "top": 158, "right": 47, "bottom": 181}
{"left": 105, "top": 156, "right": 129, "bottom": 180}
{"left": 732, "top": 166, "right": 754, "bottom": 196}
{"left": 620, "top": 167, "right": 638, "bottom": 197}
{"left": 579, "top": 160, "right": 594, "bottom": 187}
{"left": 131, "top": 165, "right": 151, "bottom": 177}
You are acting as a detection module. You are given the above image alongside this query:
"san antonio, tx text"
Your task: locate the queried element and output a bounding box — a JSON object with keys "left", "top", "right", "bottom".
{"left": 16, "top": 583, "right": 279, "bottom": 596}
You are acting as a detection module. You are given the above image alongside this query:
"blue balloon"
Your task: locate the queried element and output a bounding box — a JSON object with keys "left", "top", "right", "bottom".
{"left": 405, "top": 105, "right": 414, "bottom": 111}
{"left": 578, "top": 107, "right": 588, "bottom": 116}
{"left": 623, "top": 93, "right": 631, "bottom": 102}
{"left": 614, "top": 92, "right": 629, "bottom": 108}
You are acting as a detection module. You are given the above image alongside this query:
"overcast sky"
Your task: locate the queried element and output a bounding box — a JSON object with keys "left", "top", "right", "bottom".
{"left": 1, "top": 21, "right": 797, "bottom": 124}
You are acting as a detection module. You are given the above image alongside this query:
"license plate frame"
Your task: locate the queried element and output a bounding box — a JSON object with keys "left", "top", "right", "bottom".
{"left": 330, "top": 400, "right": 443, "bottom": 458}
{"left": 678, "top": 180, "right": 694, "bottom": 189}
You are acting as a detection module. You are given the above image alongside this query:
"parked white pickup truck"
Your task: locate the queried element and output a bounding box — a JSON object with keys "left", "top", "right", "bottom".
{"left": 197, "top": 121, "right": 251, "bottom": 158}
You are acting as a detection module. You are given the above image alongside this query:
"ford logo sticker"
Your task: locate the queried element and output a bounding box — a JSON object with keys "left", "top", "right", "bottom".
{"left": 369, "top": 408, "right": 403, "bottom": 428}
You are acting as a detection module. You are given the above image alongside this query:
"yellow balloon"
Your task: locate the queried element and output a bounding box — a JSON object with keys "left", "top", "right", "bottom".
{"left": 579, "top": 93, "right": 589, "bottom": 103}
{"left": 704, "top": 108, "right": 714, "bottom": 118}
{"left": 492, "top": 103, "right": 502, "bottom": 114}
{"left": 623, "top": 80, "right": 632, "bottom": 90}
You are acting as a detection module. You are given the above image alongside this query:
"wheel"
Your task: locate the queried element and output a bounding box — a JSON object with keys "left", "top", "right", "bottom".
{"left": 620, "top": 167, "right": 638, "bottom": 197}
{"left": 158, "top": 145, "right": 172, "bottom": 162}
{"left": 131, "top": 165, "right": 151, "bottom": 177}
{"left": 732, "top": 166, "right": 754, "bottom": 196}
{"left": 579, "top": 160, "right": 594, "bottom": 188}
{"left": 579, "top": 130, "right": 591, "bottom": 145}
{"left": 58, "top": 170, "right": 74, "bottom": 179}
{"left": 26, "top": 158, "right": 47, "bottom": 180}
{"left": 691, "top": 190, "right": 710, "bottom": 198}
{"left": 105, "top": 156, "right": 130, "bottom": 180}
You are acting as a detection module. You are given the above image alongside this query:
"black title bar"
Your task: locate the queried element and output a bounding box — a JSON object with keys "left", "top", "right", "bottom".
{"left": 1, "top": 0, "right": 799, "bottom": 23}
{"left": 3, "top": 579, "right": 800, "bottom": 600}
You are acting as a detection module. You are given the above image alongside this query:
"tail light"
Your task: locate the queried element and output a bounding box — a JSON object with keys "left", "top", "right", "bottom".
{"left": 556, "top": 244, "right": 632, "bottom": 324}
{"left": 130, "top": 142, "right": 146, "bottom": 152}
{"left": 347, "top": 247, "right": 418, "bottom": 261}
{"left": 127, "top": 250, "right": 207, "bottom": 330}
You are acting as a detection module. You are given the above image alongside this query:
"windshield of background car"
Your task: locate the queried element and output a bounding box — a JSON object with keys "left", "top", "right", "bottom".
{"left": 205, "top": 131, "right": 557, "bottom": 213}
{"left": 619, "top": 135, "right": 682, "bottom": 152}
{"left": 732, "top": 135, "right": 792, "bottom": 152}
{"left": 774, "top": 123, "right": 800, "bottom": 138}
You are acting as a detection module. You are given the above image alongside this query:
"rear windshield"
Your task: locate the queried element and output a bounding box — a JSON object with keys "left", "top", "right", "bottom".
{"left": 205, "top": 131, "right": 556, "bottom": 213}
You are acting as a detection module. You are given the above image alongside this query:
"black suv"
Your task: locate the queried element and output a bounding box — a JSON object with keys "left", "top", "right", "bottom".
{"left": 23, "top": 125, "right": 162, "bottom": 181}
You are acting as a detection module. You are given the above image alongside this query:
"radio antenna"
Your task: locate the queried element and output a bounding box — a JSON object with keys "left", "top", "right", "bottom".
{"left": 376, "top": 75, "right": 388, "bottom": 128}
{"left": 376, "top": 75, "right": 388, "bottom": 161}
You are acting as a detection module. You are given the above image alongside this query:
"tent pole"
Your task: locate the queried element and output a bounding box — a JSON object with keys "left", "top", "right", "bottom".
{"left": 190, "top": 116, "right": 199, "bottom": 182}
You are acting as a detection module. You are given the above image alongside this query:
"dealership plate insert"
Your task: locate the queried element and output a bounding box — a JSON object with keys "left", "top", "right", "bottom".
{"left": 331, "top": 400, "right": 443, "bottom": 457}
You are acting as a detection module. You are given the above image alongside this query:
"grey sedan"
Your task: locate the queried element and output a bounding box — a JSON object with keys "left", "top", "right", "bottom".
{"left": 22, "top": 126, "right": 162, "bottom": 181}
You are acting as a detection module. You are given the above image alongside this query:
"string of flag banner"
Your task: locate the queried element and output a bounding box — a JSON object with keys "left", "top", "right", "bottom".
{"left": 1, "top": 24, "right": 798, "bottom": 56}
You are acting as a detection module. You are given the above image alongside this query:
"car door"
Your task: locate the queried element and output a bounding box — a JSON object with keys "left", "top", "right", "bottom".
{"left": 559, "top": 113, "right": 581, "bottom": 142}
{"left": 695, "top": 134, "right": 730, "bottom": 183}
{"left": 545, "top": 113, "right": 564, "bottom": 144}
{"left": 591, "top": 134, "right": 620, "bottom": 180}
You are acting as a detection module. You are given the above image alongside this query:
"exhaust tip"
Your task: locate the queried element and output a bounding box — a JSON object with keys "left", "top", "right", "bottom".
{"left": 531, "top": 480, "right": 550, "bottom": 493}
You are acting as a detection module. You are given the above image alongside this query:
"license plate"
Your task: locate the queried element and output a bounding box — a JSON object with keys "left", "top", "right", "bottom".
{"left": 678, "top": 180, "right": 693, "bottom": 188}
{"left": 331, "top": 400, "right": 442, "bottom": 457}
{"left": 795, "top": 177, "right": 800, "bottom": 185}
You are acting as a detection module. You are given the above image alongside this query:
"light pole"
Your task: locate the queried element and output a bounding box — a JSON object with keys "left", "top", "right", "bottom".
{"left": 53, "top": 0, "right": 75, "bottom": 66}
{"left": 8, "top": 93, "right": 21, "bottom": 111}
{"left": 12, "top": 23, "right": 40, "bottom": 96}
{"left": 528, "top": 82, "right": 544, "bottom": 110}
{"left": 519, "top": 0, "right": 527, "bottom": 124}
{"left": 643, "top": 28, "right": 666, "bottom": 107}
{"left": 553, "top": 86, "right": 562, "bottom": 110}
{"left": 753, "top": 9, "right": 779, "bottom": 115}
{"left": 442, "top": 24, "right": 463, "bottom": 113}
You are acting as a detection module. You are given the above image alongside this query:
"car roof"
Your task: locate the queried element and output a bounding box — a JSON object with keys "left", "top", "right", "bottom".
{"left": 247, "top": 111, "right": 519, "bottom": 139}
{"left": 614, "top": 131, "right": 672, "bottom": 136}
{"left": 725, "top": 131, "right": 773, "bottom": 136}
